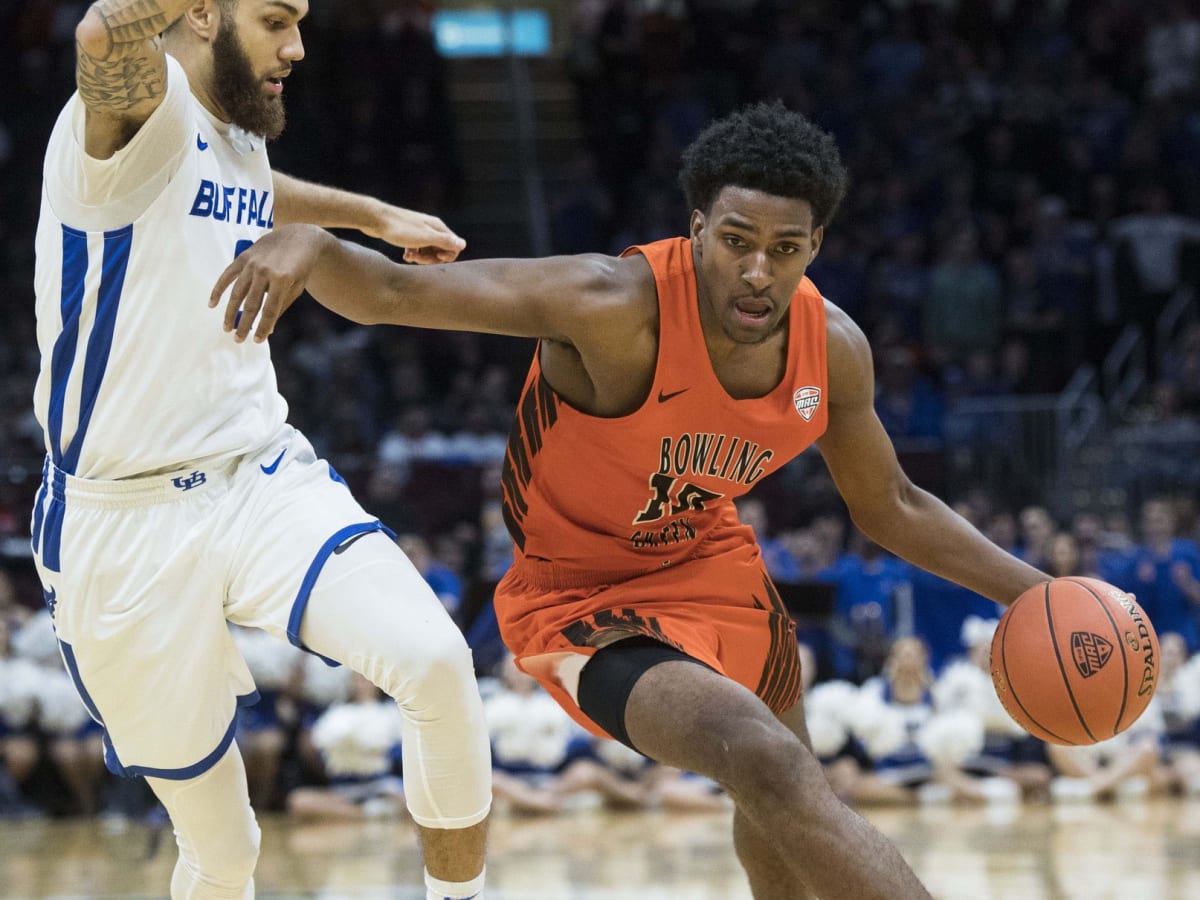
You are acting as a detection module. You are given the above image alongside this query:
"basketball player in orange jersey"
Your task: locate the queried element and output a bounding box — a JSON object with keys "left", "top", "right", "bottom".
{"left": 213, "top": 101, "right": 1052, "bottom": 899}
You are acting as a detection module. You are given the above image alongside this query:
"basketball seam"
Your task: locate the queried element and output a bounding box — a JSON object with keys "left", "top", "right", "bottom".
{"left": 1068, "top": 578, "right": 1129, "bottom": 736}
{"left": 1001, "top": 585, "right": 1072, "bottom": 745}
{"left": 1045, "top": 585, "right": 1098, "bottom": 744}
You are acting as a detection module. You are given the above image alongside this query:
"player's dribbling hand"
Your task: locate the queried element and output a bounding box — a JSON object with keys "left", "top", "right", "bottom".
{"left": 209, "top": 224, "right": 330, "bottom": 344}
{"left": 363, "top": 205, "right": 466, "bottom": 263}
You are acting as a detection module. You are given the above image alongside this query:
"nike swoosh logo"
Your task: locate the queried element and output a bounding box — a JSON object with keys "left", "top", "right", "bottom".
{"left": 333, "top": 532, "right": 372, "bottom": 555}
{"left": 657, "top": 388, "right": 689, "bottom": 403}
{"left": 197, "top": 134, "right": 209, "bottom": 151}
{"left": 260, "top": 449, "right": 286, "bottom": 475}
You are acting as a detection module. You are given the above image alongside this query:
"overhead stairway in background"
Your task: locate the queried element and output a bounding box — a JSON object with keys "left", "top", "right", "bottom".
{"left": 445, "top": 55, "right": 587, "bottom": 259}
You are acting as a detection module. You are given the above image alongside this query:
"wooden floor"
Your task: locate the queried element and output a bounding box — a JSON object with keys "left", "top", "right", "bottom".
{"left": 2, "top": 798, "right": 1199, "bottom": 899}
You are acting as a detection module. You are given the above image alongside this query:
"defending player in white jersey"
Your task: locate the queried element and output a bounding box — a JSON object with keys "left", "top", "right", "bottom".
{"left": 30, "top": 3, "right": 491, "bottom": 898}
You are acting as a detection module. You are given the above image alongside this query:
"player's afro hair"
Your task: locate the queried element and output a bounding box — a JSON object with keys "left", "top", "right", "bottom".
{"left": 679, "top": 100, "right": 849, "bottom": 228}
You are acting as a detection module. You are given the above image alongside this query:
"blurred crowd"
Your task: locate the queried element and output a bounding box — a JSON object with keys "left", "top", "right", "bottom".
{"left": 2, "top": 0, "right": 1200, "bottom": 822}
{"left": 3, "top": 527, "right": 1200, "bottom": 823}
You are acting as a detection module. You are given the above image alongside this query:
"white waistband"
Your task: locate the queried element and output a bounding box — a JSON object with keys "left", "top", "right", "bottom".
{"left": 44, "top": 455, "right": 240, "bottom": 509}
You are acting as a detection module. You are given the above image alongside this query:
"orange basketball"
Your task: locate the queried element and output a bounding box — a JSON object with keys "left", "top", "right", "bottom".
{"left": 990, "top": 577, "right": 1159, "bottom": 745}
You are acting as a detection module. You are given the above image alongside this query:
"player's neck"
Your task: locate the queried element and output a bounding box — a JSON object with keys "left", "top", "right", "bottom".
{"left": 166, "top": 42, "right": 234, "bottom": 127}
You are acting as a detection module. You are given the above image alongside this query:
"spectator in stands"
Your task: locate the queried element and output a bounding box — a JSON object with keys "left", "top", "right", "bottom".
{"left": 1110, "top": 184, "right": 1200, "bottom": 374}
{"left": 1155, "top": 631, "right": 1200, "bottom": 796}
{"left": 1070, "top": 510, "right": 1135, "bottom": 584}
{"left": 286, "top": 672, "right": 406, "bottom": 822}
{"left": 0, "top": 616, "right": 41, "bottom": 816}
{"left": 923, "top": 224, "right": 1004, "bottom": 369}
{"left": 377, "top": 405, "right": 451, "bottom": 472}
{"left": 985, "top": 509, "right": 1022, "bottom": 557}
{"left": 1123, "top": 496, "right": 1200, "bottom": 650}
{"left": 832, "top": 637, "right": 1021, "bottom": 807}
{"left": 1143, "top": 1, "right": 1200, "bottom": 100}
{"left": 397, "top": 533, "right": 464, "bottom": 619}
{"left": 865, "top": 230, "right": 929, "bottom": 345}
{"left": 0, "top": 570, "right": 29, "bottom": 632}
{"left": 1018, "top": 505, "right": 1058, "bottom": 570}
{"left": 1046, "top": 714, "right": 1170, "bottom": 802}
{"left": 735, "top": 497, "right": 801, "bottom": 582}
{"left": 910, "top": 501, "right": 1005, "bottom": 671}
{"left": 819, "top": 530, "right": 914, "bottom": 682}
{"left": 230, "top": 627, "right": 302, "bottom": 813}
{"left": 874, "top": 345, "right": 945, "bottom": 442}
{"left": 937, "top": 617, "right": 1052, "bottom": 802}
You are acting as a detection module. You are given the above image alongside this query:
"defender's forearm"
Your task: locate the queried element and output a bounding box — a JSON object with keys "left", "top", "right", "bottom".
{"left": 273, "top": 172, "right": 386, "bottom": 231}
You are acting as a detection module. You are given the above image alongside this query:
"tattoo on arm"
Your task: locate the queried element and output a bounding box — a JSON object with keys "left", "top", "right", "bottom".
{"left": 92, "top": 0, "right": 172, "bottom": 56}
{"left": 76, "top": 0, "right": 172, "bottom": 113}
{"left": 77, "top": 42, "right": 166, "bottom": 111}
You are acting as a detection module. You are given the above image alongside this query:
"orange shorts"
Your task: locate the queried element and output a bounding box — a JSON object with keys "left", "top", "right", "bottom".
{"left": 494, "top": 542, "right": 803, "bottom": 740}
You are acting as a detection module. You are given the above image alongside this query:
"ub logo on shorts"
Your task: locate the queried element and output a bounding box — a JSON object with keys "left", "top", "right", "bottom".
{"left": 172, "top": 471, "right": 207, "bottom": 491}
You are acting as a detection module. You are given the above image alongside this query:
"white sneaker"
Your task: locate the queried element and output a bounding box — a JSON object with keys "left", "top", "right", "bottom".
{"left": 1050, "top": 777, "right": 1096, "bottom": 802}
{"left": 1115, "top": 776, "right": 1149, "bottom": 800}
{"left": 362, "top": 796, "right": 403, "bottom": 819}
{"left": 978, "top": 777, "right": 1021, "bottom": 804}
{"left": 917, "top": 783, "right": 953, "bottom": 805}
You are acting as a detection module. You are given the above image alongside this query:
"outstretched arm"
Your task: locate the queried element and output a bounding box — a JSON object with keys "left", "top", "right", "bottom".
{"left": 816, "top": 303, "right": 1048, "bottom": 606}
{"left": 272, "top": 173, "right": 466, "bottom": 264}
{"left": 74, "top": 0, "right": 192, "bottom": 158}
{"left": 209, "top": 222, "right": 627, "bottom": 345}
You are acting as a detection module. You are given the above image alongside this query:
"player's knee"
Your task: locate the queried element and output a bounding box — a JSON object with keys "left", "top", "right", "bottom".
{"left": 175, "top": 818, "right": 260, "bottom": 898}
{"left": 721, "top": 721, "right": 812, "bottom": 800}
{"left": 407, "top": 629, "right": 476, "bottom": 709}
{"left": 209, "top": 813, "right": 261, "bottom": 879}
{"left": 371, "top": 620, "right": 475, "bottom": 713}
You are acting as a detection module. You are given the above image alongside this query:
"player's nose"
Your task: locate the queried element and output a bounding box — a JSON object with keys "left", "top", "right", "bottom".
{"left": 741, "top": 252, "right": 772, "bottom": 291}
{"left": 282, "top": 29, "right": 305, "bottom": 62}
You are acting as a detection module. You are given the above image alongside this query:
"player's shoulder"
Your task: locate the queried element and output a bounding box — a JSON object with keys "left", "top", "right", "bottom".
{"left": 821, "top": 297, "right": 873, "bottom": 406}
{"left": 822, "top": 297, "right": 869, "bottom": 357}
{"left": 568, "top": 251, "right": 658, "bottom": 323}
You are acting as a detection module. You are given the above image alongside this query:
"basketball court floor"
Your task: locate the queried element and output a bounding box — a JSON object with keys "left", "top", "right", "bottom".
{"left": 2, "top": 797, "right": 1198, "bottom": 898}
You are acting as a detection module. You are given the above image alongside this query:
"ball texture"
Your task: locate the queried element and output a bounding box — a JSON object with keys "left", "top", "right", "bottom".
{"left": 990, "top": 577, "right": 1159, "bottom": 745}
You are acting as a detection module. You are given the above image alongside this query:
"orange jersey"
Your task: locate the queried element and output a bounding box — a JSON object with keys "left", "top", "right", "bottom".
{"left": 493, "top": 236, "right": 828, "bottom": 736}
{"left": 498, "top": 236, "right": 828, "bottom": 583}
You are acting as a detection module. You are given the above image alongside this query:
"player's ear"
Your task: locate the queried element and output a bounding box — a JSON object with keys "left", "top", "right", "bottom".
{"left": 689, "top": 210, "right": 706, "bottom": 249}
{"left": 183, "top": 0, "right": 221, "bottom": 40}
{"left": 809, "top": 225, "right": 824, "bottom": 263}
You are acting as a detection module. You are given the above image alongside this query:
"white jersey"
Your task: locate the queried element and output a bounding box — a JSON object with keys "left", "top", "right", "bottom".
{"left": 33, "top": 55, "right": 287, "bottom": 480}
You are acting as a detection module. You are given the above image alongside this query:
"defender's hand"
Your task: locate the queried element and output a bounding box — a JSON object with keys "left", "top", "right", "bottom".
{"left": 364, "top": 206, "right": 466, "bottom": 264}
{"left": 209, "top": 224, "right": 331, "bottom": 344}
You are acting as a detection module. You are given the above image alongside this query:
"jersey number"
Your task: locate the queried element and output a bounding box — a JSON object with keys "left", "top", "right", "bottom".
{"left": 634, "top": 473, "right": 723, "bottom": 524}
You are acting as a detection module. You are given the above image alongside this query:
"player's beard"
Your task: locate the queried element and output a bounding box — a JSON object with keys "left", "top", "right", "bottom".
{"left": 212, "top": 17, "right": 286, "bottom": 140}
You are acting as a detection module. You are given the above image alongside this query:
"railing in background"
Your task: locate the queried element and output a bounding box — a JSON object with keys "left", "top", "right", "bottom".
{"left": 1156, "top": 286, "right": 1197, "bottom": 363}
{"left": 502, "top": 2, "right": 551, "bottom": 257}
{"left": 1102, "top": 324, "right": 1146, "bottom": 419}
{"left": 942, "top": 375, "right": 1105, "bottom": 515}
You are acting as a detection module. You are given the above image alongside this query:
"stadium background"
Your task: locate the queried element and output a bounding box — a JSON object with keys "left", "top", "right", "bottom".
{"left": 1, "top": 0, "right": 1200, "bottom": 820}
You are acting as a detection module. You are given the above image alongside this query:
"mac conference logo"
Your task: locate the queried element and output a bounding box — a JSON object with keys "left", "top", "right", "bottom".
{"left": 793, "top": 386, "right": 821, "bottom": 421}
{"left": 1071, "top": 631, "right": 1113, "bottom": 678}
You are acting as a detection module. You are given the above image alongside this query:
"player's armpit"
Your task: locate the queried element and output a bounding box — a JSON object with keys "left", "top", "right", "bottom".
{"left": 74, "top": 2, "right": 184, "bottom": 154}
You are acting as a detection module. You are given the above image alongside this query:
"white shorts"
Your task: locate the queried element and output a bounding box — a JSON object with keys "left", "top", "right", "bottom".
{"left": 30, "top": 426, "right": 393, "bottom": 779}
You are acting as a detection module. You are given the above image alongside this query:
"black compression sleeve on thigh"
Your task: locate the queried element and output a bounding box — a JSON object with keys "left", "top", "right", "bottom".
{"left": 576, "top": 636, "right": 711, "bottom": 752}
